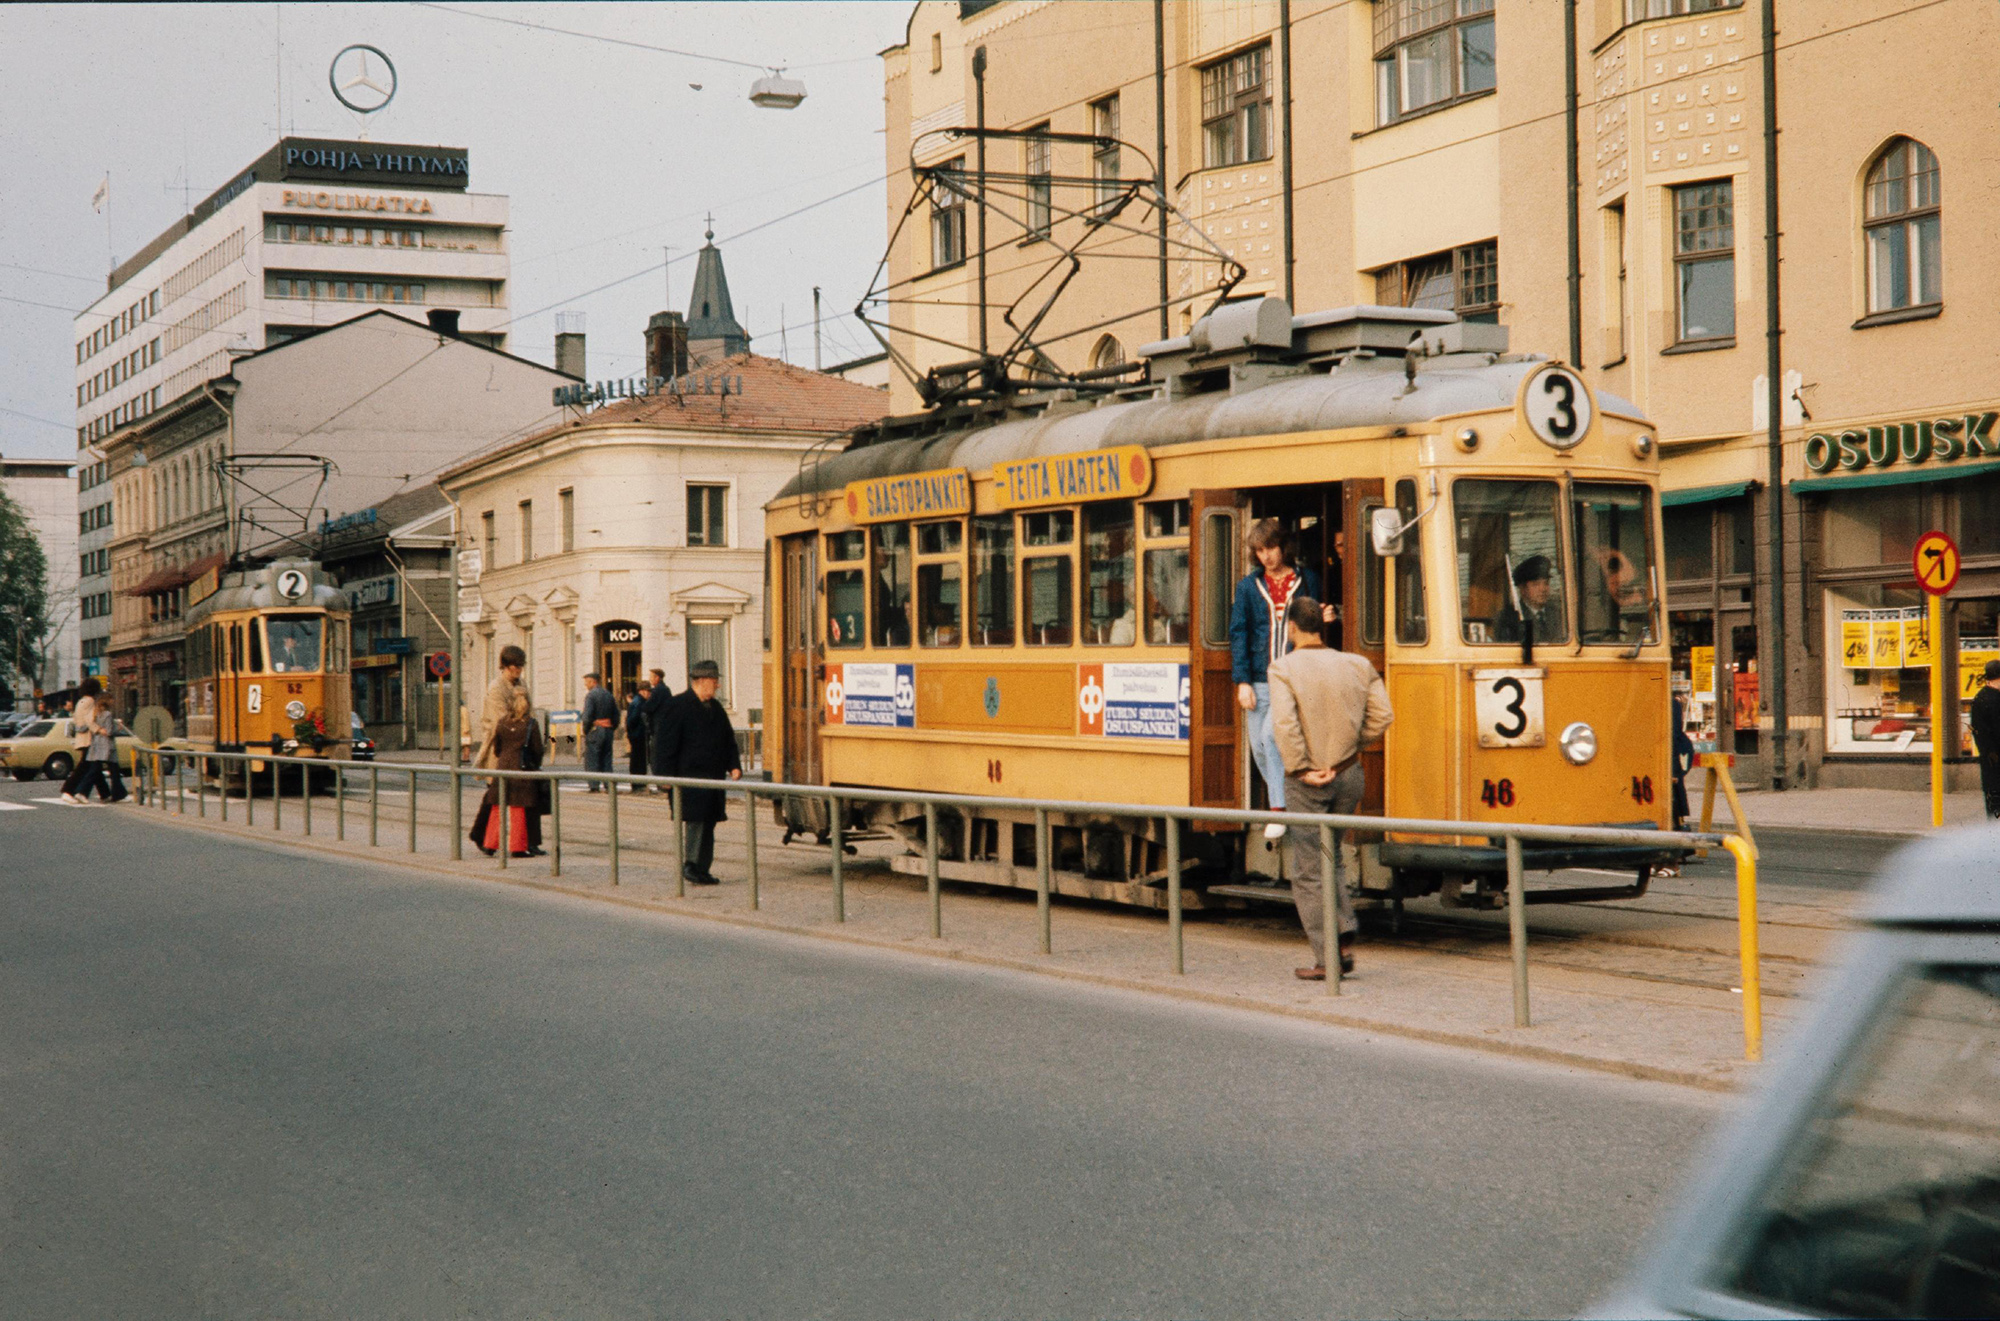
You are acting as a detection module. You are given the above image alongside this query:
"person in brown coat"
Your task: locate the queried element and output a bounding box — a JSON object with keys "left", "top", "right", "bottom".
{"left": 475, "top": 690, "right": 547, "bottom": 857}
{"left": 469, "top": 645, "right": 527, "bottom": 850}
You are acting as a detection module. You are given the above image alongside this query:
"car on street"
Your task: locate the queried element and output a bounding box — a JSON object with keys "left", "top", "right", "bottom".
{"left": 0, "top": 717, "right": 142, "bottom": 781}
{"left": 349, "top": 711, "right": 376, "bottom": 762}
{"left": 1593, "top": 824, "right": 2000, "bottom": 1320}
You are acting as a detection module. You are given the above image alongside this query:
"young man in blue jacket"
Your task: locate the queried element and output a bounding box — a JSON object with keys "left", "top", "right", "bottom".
{"left": 1230, "top": 518, "right": 1333, "bottom": 840}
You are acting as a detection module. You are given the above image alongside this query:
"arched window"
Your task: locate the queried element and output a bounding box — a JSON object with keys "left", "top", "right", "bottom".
{"left": 1090, "top": 334, "right": 1126, "bottom": 371}
{"left": 1864, "top": 138, "right": 1940, "bottom": 314}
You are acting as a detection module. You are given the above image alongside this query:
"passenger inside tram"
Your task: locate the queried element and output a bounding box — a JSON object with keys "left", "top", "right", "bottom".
{"left": 266, "top": 615, "right": 323, "bottom": 673}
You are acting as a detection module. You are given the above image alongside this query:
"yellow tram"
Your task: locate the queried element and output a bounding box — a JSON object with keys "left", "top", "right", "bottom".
{"left": 179, "top": 558, "right": 355, "bottom": 778}
{"left": 764, "top": 303, "right": 1681, "bottom": 909}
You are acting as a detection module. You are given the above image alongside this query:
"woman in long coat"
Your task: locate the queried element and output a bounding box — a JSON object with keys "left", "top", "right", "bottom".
{"left": 474, "top": 691, "right": 547, "bottom": 857}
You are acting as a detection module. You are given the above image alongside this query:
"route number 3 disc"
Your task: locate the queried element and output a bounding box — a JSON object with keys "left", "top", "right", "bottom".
{"left": 1524, "top": 364, "right": 1593, "bottom": 451}
{"left": 1473, "top": 668, "right": 1546, "bottom": 748}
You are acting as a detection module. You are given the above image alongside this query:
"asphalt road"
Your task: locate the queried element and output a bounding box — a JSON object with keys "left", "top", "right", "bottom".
{"left": 4, "top": 786, "right": 1721, "bottom": 1319}
{"left": 1673, "top": 825, "right": 1907, "bottom": 891}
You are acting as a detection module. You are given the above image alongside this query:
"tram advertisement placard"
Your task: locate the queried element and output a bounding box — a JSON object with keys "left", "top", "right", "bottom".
{"left": 1077, "top": 663, "right": 1190, "bottom": 740}
{"left": 992, "top": 445, "right": 1154, "bottom": 511}
{"left": 825, "top": 662, "right": 915, "bottom": 728}
{"left": 843, "top": 469, "right": 971, "bottom": 525}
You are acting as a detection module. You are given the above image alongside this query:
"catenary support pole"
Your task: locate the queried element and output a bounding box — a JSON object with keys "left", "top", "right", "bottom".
{"left": 1506, "top": 835, "right": 1530, "bottom": 1027}
{"left": 1761, "top": 0, "right": 1789, "bottom": 790}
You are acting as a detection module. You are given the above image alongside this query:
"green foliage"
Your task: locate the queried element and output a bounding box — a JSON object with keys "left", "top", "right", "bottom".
{"left": 0, "top": 485, "right": 51, "bottom": 679}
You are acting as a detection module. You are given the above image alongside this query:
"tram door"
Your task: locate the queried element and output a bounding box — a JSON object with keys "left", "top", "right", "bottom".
{"left": 1188, "top": 490, "right": 1246, "bottom": 817}
{"left": 779, "top": 533, "right": 822, "bottom": 787}
{"left": 597, "top": 621, "right": 643, "bottom": 699}
{"left": 1341, "top": 478, "right": 1387, "bottom": 815}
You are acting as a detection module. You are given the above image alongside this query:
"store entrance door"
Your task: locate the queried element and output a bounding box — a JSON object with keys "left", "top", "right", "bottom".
{"left": 597, "top": 621, "right": 643, "bottom": 699}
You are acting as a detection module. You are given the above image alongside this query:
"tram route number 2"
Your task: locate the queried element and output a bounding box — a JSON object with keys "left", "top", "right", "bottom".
{"left": 1472, "top": 668, "right": 1546, "bottom": 748}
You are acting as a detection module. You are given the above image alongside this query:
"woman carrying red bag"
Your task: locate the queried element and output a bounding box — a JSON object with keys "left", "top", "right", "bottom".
{"left": 477, "top": 690, "right": 547, "bottom": 857}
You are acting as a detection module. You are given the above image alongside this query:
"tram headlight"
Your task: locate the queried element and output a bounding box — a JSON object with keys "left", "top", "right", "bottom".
{"left": 1559, "top": 721, "right": 1598, "bottom": 765}
{"left": 1455, "top": 426, "right": 1480, "bottom": 452}
{"left": 1632, "top": 432, "right": 1657, "bottom": 459}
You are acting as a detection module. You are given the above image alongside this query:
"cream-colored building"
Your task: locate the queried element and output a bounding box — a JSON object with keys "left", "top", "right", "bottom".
{"left": 881, "top": 0, "right": 2000, "bottom": 790}
{"left": 440, "top": 347, "right": 892, "bottom": 726}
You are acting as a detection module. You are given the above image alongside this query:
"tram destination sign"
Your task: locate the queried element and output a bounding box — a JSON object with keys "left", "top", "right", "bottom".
{"left": 843, "top": 468, "right": 972, "bottom": 525}
{"left": 991, "top": 445, "right": 1154, "bottom": 511}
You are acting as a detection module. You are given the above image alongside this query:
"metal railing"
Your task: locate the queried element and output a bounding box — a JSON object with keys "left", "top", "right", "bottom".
{"left": 132, "top": 745, "right": 1763, "bottom": 1061}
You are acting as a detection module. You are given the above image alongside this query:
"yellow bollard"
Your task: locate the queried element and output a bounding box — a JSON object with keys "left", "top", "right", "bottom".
{"left": 1723, "top": 834, "right": 1762, "bottom": 1063}
{"left": 1929, "top": 591, "right": 1945, "bottom": 829}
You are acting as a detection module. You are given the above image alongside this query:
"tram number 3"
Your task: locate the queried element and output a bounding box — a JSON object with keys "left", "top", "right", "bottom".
{"left": 1480, "top": 778, "right": 1517, "bottom": 808}
{"left": 1630, "top": 775, "right": 1655, "bottom": 805}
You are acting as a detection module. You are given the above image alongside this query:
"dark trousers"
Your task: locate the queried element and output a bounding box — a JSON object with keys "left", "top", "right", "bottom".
{"left": 682, "top": 819, "right": 716, "bottom": 879}
{"left": 584, "top": 727, "right": 614, "bottom": 784}
{"left": 1284, "top": 764, "right": 1363, "bottom": 967}
{"left": 60, "top": 755, "right": 89, "bottom": 796}
{"left": 70, "top": 759, "right": 108, "bottom": 801}
{"left": 627, "top": 732, "right": 648, "bottom": 780}
{"left": 102, "top": 758, "right": 126, "bottom": 801}
{"left": 1983, "top": 757, "right": 2000, "bottom": 820}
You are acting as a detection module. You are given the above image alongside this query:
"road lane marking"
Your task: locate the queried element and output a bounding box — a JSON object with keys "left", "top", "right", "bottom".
{"left": 0, "top": 801, "right": 34, "bottom": 811}
{"left": 29, "top": 797, "right": 87, "bottom": 807}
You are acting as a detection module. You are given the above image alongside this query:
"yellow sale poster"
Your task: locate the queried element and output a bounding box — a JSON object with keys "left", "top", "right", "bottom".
{"left": 1689, "top": 645, "right": 1715, "bottom": 700}
{"left": 1962, "top": 642, "right": 2000, "bottom": 700}
{"left": 1870, "top": 610, "right": 1904, "bottom": 668}
{"left": 1839, "top": 611, "right": 1871, "bottom": 669}
{"left": 1901, "top": 609, "right": 1933, "bottom": 668}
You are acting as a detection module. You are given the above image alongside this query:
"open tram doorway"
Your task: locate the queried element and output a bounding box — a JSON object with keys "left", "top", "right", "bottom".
{"left": 1188, "top": 481, "right": 1387, "bottom": 822}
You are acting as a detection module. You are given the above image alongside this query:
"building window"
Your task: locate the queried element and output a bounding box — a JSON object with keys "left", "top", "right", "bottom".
{"left": 930, "top": 157, "right": 968, "bottom": 271}
{"left": 1604, "top": 201, "right": 1628, "bottom": 362}
{"left": 1625, "top": 0, "right": 1741, "bottom": 20}
{"left": 559, "top": 487, "right": 575, "bottom": 553}
{"left": 1374, "top": 240, "right": 1499, "bottom": 322}
{"left": 1864, "top": 137, "right": 1941, "bottom": 315}
{"left": 481, "top": 510, "right": 496, "bottom": 568}
{"left": 1673, "top": 180, "right": 1735, "bottom": 343}
{"left": 517, "top": 500, "right": 533, "bottom": 561}
{"left": 1091, "top": 95, "right": 1121, "bottom": 211}
{"left": 930, "top": 31, "right": 943, "bottom": 72}
{"left": 1024, "top": 125, "right": 1052, "bottom": 239}
{"left": 686, "top": 619, "right": 731, "bottom": 705}
{"left": 1374, "top": 0, "right": 1494, "bottom": 127}
{"left": 1090, "top": 335, "right": 1126, "bottom": 371}
{"left": 1201, "top": 45, "right": 1270, "bottom": 168}
{"left": 687, "top": 483, "right": 728, "bottom": 547}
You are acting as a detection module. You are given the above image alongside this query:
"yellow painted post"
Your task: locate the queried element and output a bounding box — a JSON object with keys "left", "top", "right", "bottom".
{"left": 1930, "top": 590, "right": 1945, "bottom": 828}
{"left": 1723, "top": 834, "right": 1763, "bottom": 1063}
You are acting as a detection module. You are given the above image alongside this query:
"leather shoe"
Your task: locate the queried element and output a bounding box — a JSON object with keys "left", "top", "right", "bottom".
{"left": 689, "top": 872, "right": 721, "bottom": 886}
{"left": 1294, "top": 965, "right": 1325, "bottom": 981}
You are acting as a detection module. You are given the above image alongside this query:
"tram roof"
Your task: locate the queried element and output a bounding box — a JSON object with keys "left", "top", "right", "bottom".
{"left": 777, "top": 342, "right": 1642, "bottom": 503}
{"left": 188, "top": 561, "right": 347, "bottom": 620}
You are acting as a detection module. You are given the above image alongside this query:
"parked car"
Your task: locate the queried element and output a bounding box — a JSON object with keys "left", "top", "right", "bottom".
{"left": 0, "top": 712, "right": 34, "bottom": 737}
{"left": 349, "top": 711, "right": 376, "bottom": 762}
{"left": 1592, "top": 824, "right": 2000, "bottom": 1320}
{"left": 0, "top": 717, "right": 141, "bottom": 781}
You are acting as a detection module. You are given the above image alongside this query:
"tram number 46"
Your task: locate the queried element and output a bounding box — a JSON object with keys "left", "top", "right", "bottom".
{"left": 1480, "top": 778, "right": 1517, "bottom": 808}
{"left": 1630, "top": 775, "right": 1655, "bottom": 805}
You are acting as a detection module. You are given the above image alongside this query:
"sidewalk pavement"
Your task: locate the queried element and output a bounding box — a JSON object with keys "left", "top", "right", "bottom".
{"left": 1731, "top": 785, "right": 1987, "bottom": 838}
{"left": 121, "top": 778, "right": 1845, "bottom": 1094}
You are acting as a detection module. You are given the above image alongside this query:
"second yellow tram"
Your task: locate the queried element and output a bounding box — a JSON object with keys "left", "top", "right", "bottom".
{"left": 765, "top": 304, "right": 1684, "bottom": 909}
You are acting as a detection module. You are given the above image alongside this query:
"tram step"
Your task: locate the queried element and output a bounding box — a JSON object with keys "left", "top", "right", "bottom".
{"left": 1205, "top": 883, "right": 1297, "bottom": 905}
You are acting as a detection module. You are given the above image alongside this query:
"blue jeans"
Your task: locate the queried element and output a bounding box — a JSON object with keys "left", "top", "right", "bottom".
{"left": 1247, "top": 681, "right": 1287, "bottom": 810}
{"left": 584, "top": 727, "right": 614, "bottom": 780}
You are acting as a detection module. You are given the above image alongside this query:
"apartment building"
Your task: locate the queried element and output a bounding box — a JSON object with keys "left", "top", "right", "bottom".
{"left": 73, "top": 136, "right": 510, "bottom": 674}
{"left": 881, "top": 0, "right": 2000, "bottom": 791}
{"left": 0, "top": 456, "right": 78, "bottom": 701}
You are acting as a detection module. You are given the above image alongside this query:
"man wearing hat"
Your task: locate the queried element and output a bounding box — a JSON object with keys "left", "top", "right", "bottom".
{"left": 1496, "top": 554, "right": 1563, "bottom": 644}
{"left": 657, "top": 659, "right": 743, "bottom": 885}
{"left": 1972, "top": 658, "right": 2000, "bottom": 820}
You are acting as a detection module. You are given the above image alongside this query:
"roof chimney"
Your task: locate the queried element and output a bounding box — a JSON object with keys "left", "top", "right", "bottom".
{"left": 554, "top": 311, "right": 586, "bottom": 380}
{"left": 646, "top": 311, "right": 690, "bottom": 379}
{"left": 427, "top": 308, "right": 462, "bottom": 337}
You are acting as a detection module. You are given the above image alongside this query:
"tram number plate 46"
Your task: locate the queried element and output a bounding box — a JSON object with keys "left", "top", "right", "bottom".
{"left": 1472, "top": 668, "right": 1546, "bottom": 748}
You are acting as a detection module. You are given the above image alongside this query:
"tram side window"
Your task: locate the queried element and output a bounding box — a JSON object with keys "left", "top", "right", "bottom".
{"left": 972, "top": 515, "right": 1016, "bottom": 646}
{"left": 1455, "top": 479, "right": 1567, "bottom": 644}
{"left": 916, "top": 519, "right": 963, "bottom": 648}
{"left": 1084, "top": 503, "right": 1137, "bottom": 645}
{"left": 229, "top": 623, "right": 243, "bottom": 672}
{"left": 871, "top": 524, "right": 912, "bottom": 648}
{"left": 827, "top": 569, "right": 866, "bottom": 649}
{"left": 1394, "top": 479, "right": 1429, "bottom": 644}
{"left": 1200, "top": 510, "right": 1236, "bottom": 647}
{"left": 1143, "top": 498, "right": 1191, "bottom": 645}
{"left": 248, "top": 619, "right": 265, "bottom": 672}
{"left": 267, "top": 615, "right": 323, "bottom": 673}
{"left": 1023, "top": 510, "right": 1075, "bottom": 647}
{"left": 1572, "top": 483, "right": 1658, "bottom": 644}
{"left": 825, "top": 530, "right": 865, "bottom": 563}
{"left": 1359, "top": 505, "right": 1386, "bottom": 647}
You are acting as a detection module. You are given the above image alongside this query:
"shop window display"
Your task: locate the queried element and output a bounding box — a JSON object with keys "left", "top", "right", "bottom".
{"left": 1825, "top": 583, "right": 1937, "bottom": 752}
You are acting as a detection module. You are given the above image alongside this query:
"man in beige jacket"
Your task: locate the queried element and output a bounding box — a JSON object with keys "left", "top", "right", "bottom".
{"left": 1268, "top": 595, "right": 1393, "bottom": 979}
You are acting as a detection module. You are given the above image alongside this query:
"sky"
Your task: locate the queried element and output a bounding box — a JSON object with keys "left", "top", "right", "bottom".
{"left": 0, "top": 1, "right": 912, "bottom": 463}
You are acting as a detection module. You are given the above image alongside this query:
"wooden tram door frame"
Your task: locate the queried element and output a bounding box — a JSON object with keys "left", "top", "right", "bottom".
{"left": 1188, "top": 489, "right": 1247, "bottom": 821}
{"left": 1341, "top": 477, "right": 1388, "bottom": 816}
{"left": 780, "top": 533, "right": 823, "bottom": 787}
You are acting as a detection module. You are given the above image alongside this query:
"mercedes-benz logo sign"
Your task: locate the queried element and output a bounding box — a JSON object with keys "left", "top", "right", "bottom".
{"left": 330, "top": 44, "right": 397, "bottom": 115}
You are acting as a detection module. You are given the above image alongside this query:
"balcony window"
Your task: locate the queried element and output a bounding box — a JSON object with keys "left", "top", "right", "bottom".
{"left": 1374, "top": 0, "right": 1494, "bottom": 126}
{"left": 1200, "top": 45, "right": 1270, "bottom": 168}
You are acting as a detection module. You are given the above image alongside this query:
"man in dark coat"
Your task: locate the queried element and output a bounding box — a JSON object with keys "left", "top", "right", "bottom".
{"left": 657, "top": 659, "right": 742, "bottom": 886}
{"left": 641, "top": 666, "right": 675, "bottom": 789}
{"left": 624, "top": 683, "right": 652, "bottom": 786}
{"left": 1972, "top": 658, "right": 2000, "bottom": 820}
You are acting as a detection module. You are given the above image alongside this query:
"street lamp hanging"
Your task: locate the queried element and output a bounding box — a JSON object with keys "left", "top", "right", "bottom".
{"left": 748, "top": 69, "right": 806, "bottom": 109}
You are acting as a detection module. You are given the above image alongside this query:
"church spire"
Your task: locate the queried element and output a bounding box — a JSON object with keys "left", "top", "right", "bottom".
{"left": 685, "top": 219, "right": 747, "bottom": 361}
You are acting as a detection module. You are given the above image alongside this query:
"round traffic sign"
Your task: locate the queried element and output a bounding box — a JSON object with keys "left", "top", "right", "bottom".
{"left": 427, "top": 651, "right": 452, "bottom": 679}
{"left": 1912, "top": 530, "right": 1960, "bottom": 597}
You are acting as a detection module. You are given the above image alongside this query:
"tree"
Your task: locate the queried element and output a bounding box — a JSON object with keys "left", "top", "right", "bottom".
{"left": 0, "top": 485, "right": 50, "bottom": 700}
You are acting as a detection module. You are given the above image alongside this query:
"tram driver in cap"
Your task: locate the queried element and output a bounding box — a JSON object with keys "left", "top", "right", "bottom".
{"left": 1495, "top": 555, "right": 1561, "bottom": 644}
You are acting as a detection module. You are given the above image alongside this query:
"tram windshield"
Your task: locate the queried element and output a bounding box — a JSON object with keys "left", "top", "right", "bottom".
{"left": 266, "top": 614, "right": 323, "bottom": 673}
{"left": 1573, "top": 483, "right": 1658, "bottom": 644}
{"left": 1455, "top": 479, "right": 1567, "bottom": 644}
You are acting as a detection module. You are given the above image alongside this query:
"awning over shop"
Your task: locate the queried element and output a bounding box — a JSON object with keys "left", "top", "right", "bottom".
{"left": 119, "top": 552, "right": 226, "bottom": 597}
{"left": 1790, "top": 456, "right": 2000, "bottom": 495}
{"left": 1660, "top": 480, "right": 1756, "bottom": 508}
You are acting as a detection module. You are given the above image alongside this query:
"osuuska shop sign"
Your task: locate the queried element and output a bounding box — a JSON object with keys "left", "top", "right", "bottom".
{"left": 1804, "top": 412, "right": 1999, "bottom": 473}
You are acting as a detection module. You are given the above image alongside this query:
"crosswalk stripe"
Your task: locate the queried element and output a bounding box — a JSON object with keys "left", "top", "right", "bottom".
{"left": 28, "top": 797, "right": 83, "bottom": 807}
{"left": 0, "top": 801, "right": 35, "bottom": 811}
